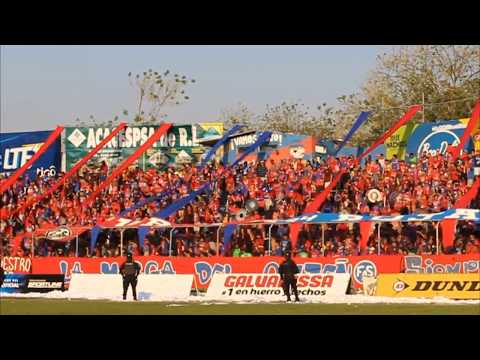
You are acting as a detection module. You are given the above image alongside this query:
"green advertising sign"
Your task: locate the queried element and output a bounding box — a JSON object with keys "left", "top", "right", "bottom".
{"left": 64, "top": 123, "right": 223, "bottom": 170}
{"left": 384, "top": 122, "right": 418, "bottom": 160}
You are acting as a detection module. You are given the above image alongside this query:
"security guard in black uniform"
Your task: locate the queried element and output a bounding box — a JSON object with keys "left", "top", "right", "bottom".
{"left": 0, "top": 263, "right": 5, "bottom": 288}
{"left": 278, "top": 250, "right": 300, "bottom": 302}
{"left": 120, "top": 253, "right": 141, "bottom": 300}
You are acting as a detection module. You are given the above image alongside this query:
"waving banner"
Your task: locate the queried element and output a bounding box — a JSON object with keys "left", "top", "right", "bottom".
{"left": 231, "top": 131, "right": 272, "bottom": 166}
{"left": 290, "top": 168, "right": 347, "bottom": 248}
{"left": 271, "top": 208, "right": 480, "bottom": 225}
{"left": 358, "top": 105, "right": 422, "bottom": 161}
{"left": 118, "top": 125, "right": 244, "bottom": 218}
{"left": 14, "top": 123, "right": 128, "bottom": 216}
{"left": 152, "top": 131, "right": 272, "bottom": 220}
{"left": 154, "top": 183, "right": 211, "bottom": 219}
{"left": 0, "top": 126, "right": 64, "bottom": 194}
{"left": 334, "top": 112, "right": 371, "bottom": 156}
{"left": 199, "top": 124, "right": 244, "bottom": 168}
{"left": 84, "top": 123, "right": 172, "bottom": 205}
{"left": 440, "top": 176, "right": 480, "bottom": 249}
{"left": 451, "top": 100, "right": 480, "bottom": 160}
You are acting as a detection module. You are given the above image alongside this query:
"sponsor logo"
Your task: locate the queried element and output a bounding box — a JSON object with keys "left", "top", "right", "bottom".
{"left": 229, "top": 133, "right": 282, "bottom": 150}
{"left": 46, "top": 226, "right": 72, "bottom": 241}
{"left": 404, "top": 255, "right": 480, "bottom": 274}
{"left": 289, "top": 145, "right": 305, "bottom": 159}
{"left": 417, "top": 130, "right": 460, "bottom": 157}
{"left": 223, "top": 274, "right": 335, "bottom": 289}
{"left": 27, "top": 280, "right": 63, "bottom": 289}
{"left": 2, "top": 143, "right": 43, "bottom": 170}
{"left": 68, "top": 128, "right": 87, "bottom": 147}
{"left": 36, "top": 165, "right": 57, "bottom": 178}
{"left": 376, "top": 274, "right": 480, "bottom": 299}
{"left": 411, "top": 280, "right": 480, "bottom": 292}
{"left": 393, "top": 280, "right": 409, "bottom": 292}
{"left": 353, "top": 260, "right": 377, "bottom": 285}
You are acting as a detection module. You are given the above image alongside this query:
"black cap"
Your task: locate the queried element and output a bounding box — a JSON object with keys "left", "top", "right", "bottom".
{"left": 284, "top": 250, "right": 292, "bottom": 258}
{"left": 127, "top": 253, "right": 133, "bottom": 260}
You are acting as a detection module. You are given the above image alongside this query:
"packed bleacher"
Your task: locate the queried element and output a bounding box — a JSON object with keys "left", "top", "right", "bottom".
{"left": 1, "top": 149, "right": 479, "bottom": 258}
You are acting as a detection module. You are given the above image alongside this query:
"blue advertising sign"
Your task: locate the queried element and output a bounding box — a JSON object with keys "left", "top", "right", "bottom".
{"left": 0, "top": 130, "right": 61, "bottom": 179}
{"left": 407, "top": 120, "right": 472, "bottom": 158}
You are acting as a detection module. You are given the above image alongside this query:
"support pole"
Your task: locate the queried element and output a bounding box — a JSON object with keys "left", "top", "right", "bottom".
{"left": 216, "top": 225, "right": 222, "bottom": 256}
{"left": 169, "top": 228, "right": 174, "bottom": 256}
{"left": 268, "top": 224, "right": 274, "bottom": 256}
{"left": 377, "top": 223, "right": 381, "bottom": 255}
{"left": 435, "top": 222, "right": 440, "bottom": 255}
{"left": 75, "top": 234, "right": 79, "bottom": 257}
{"left": 120, "top": 229, "right": 124, "bottom": 257}
{"left": 321, "top": 224, "right": 325, "bottom": 256}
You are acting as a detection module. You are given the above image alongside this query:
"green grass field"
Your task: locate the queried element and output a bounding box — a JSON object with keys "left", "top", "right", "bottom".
{"left": 1, "top": 298, "right": 479, "bottom": 315}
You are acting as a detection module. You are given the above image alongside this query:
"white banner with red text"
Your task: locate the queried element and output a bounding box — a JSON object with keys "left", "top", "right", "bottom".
{"left": 205, "top": 273, "right": 351, "bottom": 301}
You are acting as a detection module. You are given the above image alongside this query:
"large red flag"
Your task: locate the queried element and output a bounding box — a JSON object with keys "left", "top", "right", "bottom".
{"left": 84, "top": 123, "right": 172, "bottom": 205}
{"left": 289, "top": 169, "right": 346, "bottom": 248}
{"left": 0, "top": 126, "right": 64, "bottom": 194}
{"left": 440, "top": 176, "right": 480, "bottom": 249}
{"left": 289, "top": 105, "right": 422, "bottom": 248}
{"left": 14, "top": 122, "right": 127, "bottom": 215}
{"left": 358, "top": 105, "right": 422, "bottom": 160}
{"left": 359, "top": 221, "right": 373, "bottom": 252}
{"left": 451, "top": 99, "right": 480, "bottom": 160}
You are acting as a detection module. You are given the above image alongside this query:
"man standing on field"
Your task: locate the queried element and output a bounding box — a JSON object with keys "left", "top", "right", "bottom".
{"left": 0, "top": 262, "right": 4, "bottom": 288}
{"left": 120, "top": 253, "right": 140, "bottom": 301}
{"left": 279, "top": 250, "right": 300, "bottom": 302}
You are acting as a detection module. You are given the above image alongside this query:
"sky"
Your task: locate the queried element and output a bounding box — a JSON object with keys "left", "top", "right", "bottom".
{"left": 0, "top": 45, "right": 392, "bottom": 133}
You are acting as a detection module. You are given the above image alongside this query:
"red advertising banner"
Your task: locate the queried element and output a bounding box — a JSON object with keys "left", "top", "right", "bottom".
{"left": 29, "top": 254, "right": 480, "bottom": 290}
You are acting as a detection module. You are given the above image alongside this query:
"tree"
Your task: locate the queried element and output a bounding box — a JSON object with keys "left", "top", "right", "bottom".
{"left": 256, "top": 102, "right": 340, "bottom": 139}
{"left": 220, "top": 102, "right": 257, "bottom": 130}
{"left": 74, "top": 69, "right": 196, "bottom": 127}
{"left": 337, "top": 45, "right": 480, "bottom": 146}
{"left": 220, "top": 101, "right": 340, "bottom": 139}
{"left": 128, "top": 69, "right": 196, "bottom": 124}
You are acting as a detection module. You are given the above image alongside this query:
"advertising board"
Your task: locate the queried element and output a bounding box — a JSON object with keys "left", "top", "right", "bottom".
{"left": 0, "top": 130, "right": 61, "bottom": 179}
{"left": 205, "top": 273, "right": 350, "bottom": 301}
{"left": 375, "top": 273, "right": 480, "bottom": 300}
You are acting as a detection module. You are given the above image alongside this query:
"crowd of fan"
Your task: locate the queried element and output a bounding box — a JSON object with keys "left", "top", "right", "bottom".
{"left": 1, "top": 148, "right": 479, "bottom": 258}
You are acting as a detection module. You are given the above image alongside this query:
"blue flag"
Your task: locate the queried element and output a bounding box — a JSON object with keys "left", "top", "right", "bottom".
{"left": 118, "top": 125, "right": 243, "bottom": 219}
{"left": 119, "top": 188, "right": 176, "bottom": 217}
{"left": 222, "top": 224, "right": 237, "bottom": 255}
{"left": 334, "top": 111, "right": 370, "bottom": 156}
{"left": 90, "top": 225, "right": 101, "bottom": 253}
{"left": 137, "top": 226, "right": 150, "bottom": 249}
{"left": 199, "top": 124, "right": 244, "bottom": 169}
{"left": 153, "top": 183, "right": 211, "bottom": 219}
{"left": 231, "top": 131, "right": 272, "bottom": 167}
